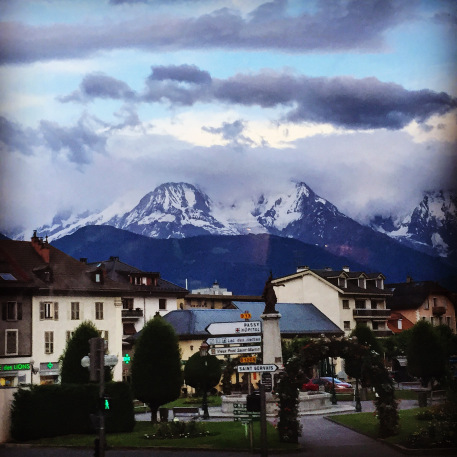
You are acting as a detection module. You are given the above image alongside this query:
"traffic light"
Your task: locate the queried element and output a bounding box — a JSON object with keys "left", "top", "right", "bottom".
{"left": 99, "top": 396, "right": 110, "bottom": 411}
{"left": 89, "top": 337, "right": 104, "bottom": 382}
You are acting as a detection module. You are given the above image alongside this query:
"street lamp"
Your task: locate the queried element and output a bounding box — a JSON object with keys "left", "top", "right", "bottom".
{"left": 199, "top": 342, "right": 210, "bottom": 419}
{"left": 331, "top": 358, "right": 337, "bottom": 405}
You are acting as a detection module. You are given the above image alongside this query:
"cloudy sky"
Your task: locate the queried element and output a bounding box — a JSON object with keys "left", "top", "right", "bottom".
{"left": 1, "top": 0, "right": 456, "bottom": 235}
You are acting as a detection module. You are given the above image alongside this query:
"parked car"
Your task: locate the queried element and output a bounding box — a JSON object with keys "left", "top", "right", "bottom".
{"left": 302, "top": 377, "right": 352, "bottom": 392}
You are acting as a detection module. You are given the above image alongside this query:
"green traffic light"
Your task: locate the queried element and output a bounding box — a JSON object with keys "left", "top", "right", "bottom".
{"left": 104, "top": 398, "right": 110, "bottom": 410}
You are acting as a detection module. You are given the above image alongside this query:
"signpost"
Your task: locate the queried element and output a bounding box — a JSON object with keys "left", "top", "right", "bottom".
{"left": 237, "top": 364, "right": 278, "bottom": 373}
{"left": 205, "top": 335, "right": 261, "bottom": 345}
{"left": 205, "top": 321, "right": 261, "bottom": 335}
{"left": 209, "top": 345, "right": 261, "bottom": 356}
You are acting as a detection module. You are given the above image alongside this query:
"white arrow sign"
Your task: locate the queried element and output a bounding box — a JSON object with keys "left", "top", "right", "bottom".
{"left": 237, "top": 364, "right": 278, "bottom": 373}
{"left": 206, "top": 321, "right": 261, "bottom": 335}
{"left": 209, "top": 345, "right": 262, "bottom": 356}
{"left": 206, "top": 335, "right": 262, "bottom": 345}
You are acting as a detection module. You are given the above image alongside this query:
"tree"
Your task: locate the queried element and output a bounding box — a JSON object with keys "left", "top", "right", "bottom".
{"left": 131, "top": 315, "right": 182, "bottom": 422}
{"left": 60, "top": 321, "right": 112, "bottom": 384}
{"left": 184, "top": 351, "right": 221, "bottom": 418}
{"left": 407, "top": 320, "right": 446, "bottom": 387}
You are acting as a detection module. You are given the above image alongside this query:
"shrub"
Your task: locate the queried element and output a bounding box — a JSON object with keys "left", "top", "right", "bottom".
{"left": 144, "top": 419, "right": 211, "bottom": 440}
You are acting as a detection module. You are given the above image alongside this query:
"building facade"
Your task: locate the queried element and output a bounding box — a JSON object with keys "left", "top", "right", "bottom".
{"left": 272, "top": 266, "right": 392, "bottom": 337}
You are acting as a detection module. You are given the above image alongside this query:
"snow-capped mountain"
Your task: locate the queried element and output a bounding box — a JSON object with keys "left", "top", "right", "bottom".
{"left": 8, "top": 182, "right": 456, "bottom": 264}
{"left": 108, "top": 182, "right": 238, "bottom": 238}
{"left": 370, "top": 190, "right": 457, "bottom": 259}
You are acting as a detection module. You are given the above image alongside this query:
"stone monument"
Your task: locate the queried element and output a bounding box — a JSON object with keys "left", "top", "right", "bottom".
{"left": 261, "top": 273, "right": 283, "bottom": 369}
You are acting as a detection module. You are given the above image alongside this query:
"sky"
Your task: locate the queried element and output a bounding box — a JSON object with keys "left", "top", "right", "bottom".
{"left": 1, "top": 0, "right": 456, "bottom": 235}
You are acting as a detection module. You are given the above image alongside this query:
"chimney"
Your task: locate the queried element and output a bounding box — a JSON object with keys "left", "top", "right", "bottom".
{"left": 342, "top": 266, "right": 350, "bottom": 272}
{"left": 80, "top": 258, "right": 88, "bottom": 264}
{"left": 297, "top": 265, "right": 309, "bottom": 272}
{"left": 406, "top": 275, "right": 413, "bottom": 283}
{"left": 31, "top": 232, "right": 50, "bottom": 263}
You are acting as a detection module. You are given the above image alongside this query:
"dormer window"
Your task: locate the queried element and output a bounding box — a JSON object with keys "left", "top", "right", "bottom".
{"left": 95, "top": 273, "right": 101, "bottom": 283}
{"left": 376, "top": 278, "right": 384, "bottom": 289}
{"left": 338, "top": 277, "right": 347, "bottom": 288}
{"left": 358, "top": 277, "right": 366, "bottom": 289}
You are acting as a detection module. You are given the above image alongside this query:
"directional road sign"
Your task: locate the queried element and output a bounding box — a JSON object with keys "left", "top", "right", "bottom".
{"left": 206, "top": 320, "right": 261, "bottom": 335}
{"left": 209, "top": 345, "right": 261, "bottom": 356}
{"left": 206, "top": 335, "right": 261, "bottom": 345}
{"left": 237, "top": 364, "right": 278, "bottom": 373}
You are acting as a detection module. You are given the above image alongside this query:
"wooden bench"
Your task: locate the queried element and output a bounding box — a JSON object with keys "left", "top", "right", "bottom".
{"left": 172, "top": 407, "right": 200, "bottom": 418}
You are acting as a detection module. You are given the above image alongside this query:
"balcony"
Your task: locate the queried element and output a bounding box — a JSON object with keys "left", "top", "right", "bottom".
{"left": 353, "top": 308, "right": 391, "bottom": 319}
{"left": 122, "top": 308, "right": 143, "bottom": 319}
{"left": 432, "top": 306, "right": 446, "bottom": 316}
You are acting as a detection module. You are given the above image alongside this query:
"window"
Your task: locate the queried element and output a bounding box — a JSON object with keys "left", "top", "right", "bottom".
{"left": 370, "top": 300, "right": 378, "bottom": 310}
{"left": 5, "top": 330, "right": 18, "bottom": 355}
{"left": 447, "top": 317, "right": 451, "bottom": 327}
{"left": 66, "top": 331, "right": 75, "bottom": 342}
{"left": 358, "top": 277, "right": 366, "bottom": 289}
{"left": 343, "top": 321, "right": 351, "bottom": 331}
{"left": 95, "top": 273, "right": 101, "bottom": 283}
{"left": 95, "top": 302, "right": 103, "bottom": 320}
{"left": 45, "top": 331, "right": 54, "bottom": 354}
{"left": 355, "top": 299, "right": 366, "bottom": 309}
{"left": 0, "top": 273, "right": 17, "bottom": 281}
{"left": 430, "top": 317, "right": 435, "bottom": 326}
{"left": 376, "top": 278, "right": 384, "bottom": 289}
{"left": 433, "top": 297, "right": 437, "bottom": 307}
{"left": 122, "top": 298, "right": 134, "bottom": 310}
{"left": 338, "top": 277, "right": 347, "bottom": 288}
{"left": 424, "top": 300, "right": 429, "bottom": 310}
{"left": 2, "top": 301, "right": 22, "bottom": 321}
{"left": 372, "top": 321, "right": 379, "bottom": 330}
{"left": 71, "top": 302, "right": 80, "bottom": 320}
{"left": 342, "top": 300, "right": 350, "bottom": 309}
{"left": 159, "top": 299, "right": 167, "bottom": 310}
{"left": 40, "top": 302, "right": 58, "bottom": 320}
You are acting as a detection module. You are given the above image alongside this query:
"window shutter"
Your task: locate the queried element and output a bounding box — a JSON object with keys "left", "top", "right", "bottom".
{"left": 17, "top": 302, "right": 22, "bottom": 320}
{"left": 40, "top": 302, "right": 45, "bottom": 320}
{"left": 1, "top": 302, "right": 6, "bottom": 320}
{"left": 54, "top": 302, "right": 59, "bottom": 320}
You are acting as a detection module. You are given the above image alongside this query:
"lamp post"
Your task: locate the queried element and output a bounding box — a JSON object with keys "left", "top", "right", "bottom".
{"left": 199, "top": 342, "right": 210, "bottom": 419}
{"left": 331, "top": 358, "right": 337, "bottom": 405}
{"left": 30, "top": 360, "right": 39, "bottom": 385}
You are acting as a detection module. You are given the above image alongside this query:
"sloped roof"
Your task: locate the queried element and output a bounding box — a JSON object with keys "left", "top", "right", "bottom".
{"left": 386, "top": 281, "right": 451, "bottom": 310}
{"left": 387, "top": 312, "right": 415, "bottom": 333}
{"left": 0, "top": 239, "right": 126, "bottom": 294}
{"left": 87, "top": 257, "right": 188, "bottom": 295}
{"left": 160, "top": 302, "right": 343, "bottom": 338}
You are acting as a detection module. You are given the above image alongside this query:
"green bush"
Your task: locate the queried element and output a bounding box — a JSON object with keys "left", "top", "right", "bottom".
{"left": 10, "top": 382, "right": 134, "bottom": 441}
{"left": 144, "top": 420, "right": 211, "bottom": 440}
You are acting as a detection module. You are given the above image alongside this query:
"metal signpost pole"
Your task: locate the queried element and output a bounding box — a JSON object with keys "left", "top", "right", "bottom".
{"left": 260, "top": 382, "right": 267, "bottom": 457}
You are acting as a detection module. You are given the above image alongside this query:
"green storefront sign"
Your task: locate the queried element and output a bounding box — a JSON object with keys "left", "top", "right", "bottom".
{"left": 0, "top": 363, "right": 31, "bottom": 372}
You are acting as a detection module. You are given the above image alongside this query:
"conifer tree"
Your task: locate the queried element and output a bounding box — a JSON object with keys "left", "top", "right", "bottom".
{"left": 131, "top": 314, "right": 182, "bottom": 422}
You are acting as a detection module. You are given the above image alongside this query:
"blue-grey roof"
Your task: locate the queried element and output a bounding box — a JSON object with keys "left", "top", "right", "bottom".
{"left": 163, "top": 302, "right": 343, "bottom": 337}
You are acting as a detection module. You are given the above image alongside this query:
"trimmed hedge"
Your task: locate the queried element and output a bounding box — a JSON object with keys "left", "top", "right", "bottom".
{"left": 10, "top": 382, "right": 134, "bottom": 441}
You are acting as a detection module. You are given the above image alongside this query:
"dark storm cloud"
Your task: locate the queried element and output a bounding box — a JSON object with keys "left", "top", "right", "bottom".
{"left": 0, "top": 116, "right": 38, "bottom": 155}
{"left": 149, "top": 64, "right": 212, "bottom": 84}
{"left": 39, "top": 117, "right": 107, "bottom": 164}
{"left": 60, "top": 67, "right": 457, "bottom": 130}
{"left": 0, "top": 0, "right": 417, "bottom": 64}
{"left": 59, "top": 73, "right": 136, "bottom": 103}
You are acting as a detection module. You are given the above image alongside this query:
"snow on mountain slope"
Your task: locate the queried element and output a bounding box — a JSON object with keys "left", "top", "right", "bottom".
{"left": 370, "top": 190, "right": 456, "bottom": 258}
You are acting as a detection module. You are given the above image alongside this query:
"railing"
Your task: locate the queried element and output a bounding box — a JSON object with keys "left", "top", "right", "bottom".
{"left": 432, "top": 306, "right": 446, "bottom": 316}
{"left": 122, "top": 308, "right": 143, "bottom": 318}
{"left": 353, "top": 308, "right": 391, "bottom": 318}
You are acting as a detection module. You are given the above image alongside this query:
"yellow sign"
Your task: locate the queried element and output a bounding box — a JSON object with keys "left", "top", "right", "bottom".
{"left": 240, "top": 356, "right": 257, "bottom": 364}
{"left": 240, "top": 312, "right": 252, "bottom": 319}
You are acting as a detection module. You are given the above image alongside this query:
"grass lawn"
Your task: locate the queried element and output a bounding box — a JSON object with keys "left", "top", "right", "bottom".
{"left": 25, "top": 421, "right": 299, "bottom": 451}
{"left": 328, "top": 407, "right": 428, "bottom": 447}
